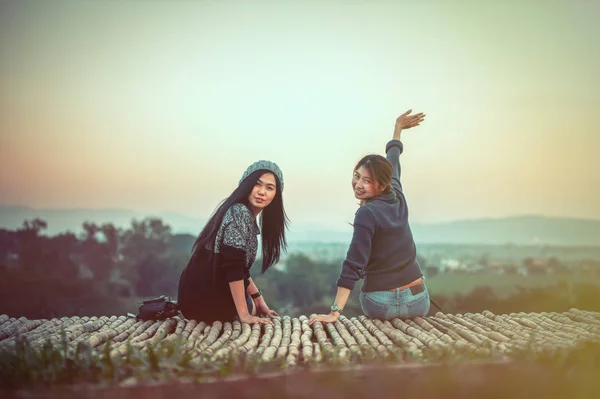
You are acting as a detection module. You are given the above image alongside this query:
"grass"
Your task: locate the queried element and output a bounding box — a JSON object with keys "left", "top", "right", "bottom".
{"left": 1, "top": 328, "right": 599, "bottom": 395}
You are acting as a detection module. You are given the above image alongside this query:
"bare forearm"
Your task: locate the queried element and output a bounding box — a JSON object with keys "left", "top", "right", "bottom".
{"left": 333, "top": 287, "right": 352, "bottom": 311}
{"left": 246, "top": 277, "right": 260, "bottom": 296}
{"left": 393, "top": 125, "right": 402, "bottom": 141}
{"left": 229, "top": 280, "right": 250, "bottom": 317}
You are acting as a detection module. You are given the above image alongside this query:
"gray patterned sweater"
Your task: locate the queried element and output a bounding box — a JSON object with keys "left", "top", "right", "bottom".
{"left": 177, "top": 203, "right": 260, "bottom": 322}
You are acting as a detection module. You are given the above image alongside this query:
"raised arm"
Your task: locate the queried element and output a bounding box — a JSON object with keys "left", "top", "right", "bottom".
{"left": 385, "top": 110, "right": 425, "bottom": 195}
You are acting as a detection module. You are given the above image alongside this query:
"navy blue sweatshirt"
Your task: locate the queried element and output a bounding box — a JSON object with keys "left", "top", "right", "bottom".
{"left": 336, "top": 139, "right": 423, "bottom": 292}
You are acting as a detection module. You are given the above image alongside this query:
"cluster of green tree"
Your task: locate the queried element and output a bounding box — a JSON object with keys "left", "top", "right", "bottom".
{"left": 1, "top": 219, "right": 599, "bottom": 319}
{"left": 0, "top": 218, "right": 191, "bottom": 318}
{"left": 252, "top": 254, "right": 600, "bottom": 318}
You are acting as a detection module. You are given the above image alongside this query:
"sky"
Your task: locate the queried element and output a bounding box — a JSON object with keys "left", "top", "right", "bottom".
{"left": 1, "top": 0, "right": 599, "bottom": 229}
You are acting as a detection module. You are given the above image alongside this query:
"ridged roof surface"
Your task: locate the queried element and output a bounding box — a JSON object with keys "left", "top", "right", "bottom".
{"left": 1, "top": 309, "right": 599, "bottom": 367}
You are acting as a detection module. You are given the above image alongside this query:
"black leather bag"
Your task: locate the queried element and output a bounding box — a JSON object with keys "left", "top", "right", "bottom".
{"left": 136, "top": 295, "right": 179, "bottom": 321}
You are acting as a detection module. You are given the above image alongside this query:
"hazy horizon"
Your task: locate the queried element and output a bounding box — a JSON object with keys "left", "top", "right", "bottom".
{"left": 3, "top": 203, "right": 600, "bottom": 225}
{"left": 1, "top": 0, "right": 599, "bottom": 227}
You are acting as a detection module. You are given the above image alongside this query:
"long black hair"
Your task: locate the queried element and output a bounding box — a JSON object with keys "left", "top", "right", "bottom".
{"left": 192, "top": 169, "right": 289, "bottom": 274}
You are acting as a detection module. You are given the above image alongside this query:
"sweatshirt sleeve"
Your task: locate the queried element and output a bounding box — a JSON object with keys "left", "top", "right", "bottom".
{"left": 385, "top": 139, "right": 404, "bottom": 195}
{"left": 336, "top": 206, "right": 376, "bottom": 290}
{"left": 219, "top": 205, "right": 251, "bottom": 282}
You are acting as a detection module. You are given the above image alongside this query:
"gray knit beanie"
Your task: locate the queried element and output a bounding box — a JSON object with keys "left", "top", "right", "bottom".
{"left": 239, "top": 160, "right": 284, "bottom": 192}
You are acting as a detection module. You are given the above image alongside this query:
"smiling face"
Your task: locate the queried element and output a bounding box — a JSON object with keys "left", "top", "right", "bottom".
{"left": 352, "top": 166, "right": 382, "bottom": 201}
{"left": 247, "top": 172, "right": 277, "bottom": 215}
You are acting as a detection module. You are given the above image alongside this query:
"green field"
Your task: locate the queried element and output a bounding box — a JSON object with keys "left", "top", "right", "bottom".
{"left": 425, "top": 273, "right": 600, "bottom": 298}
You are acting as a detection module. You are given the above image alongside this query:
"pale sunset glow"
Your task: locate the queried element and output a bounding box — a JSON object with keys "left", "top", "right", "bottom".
{"left": 1, "top": 0, "right": 598, "bottom": 230}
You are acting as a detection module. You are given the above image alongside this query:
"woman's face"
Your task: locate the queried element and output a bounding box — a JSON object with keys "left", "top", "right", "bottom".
{"left": 352, "top": 166, "right": 381, "bottom": 201}
{"left": 248, "top": 172, "right": 277, "bottom": 213}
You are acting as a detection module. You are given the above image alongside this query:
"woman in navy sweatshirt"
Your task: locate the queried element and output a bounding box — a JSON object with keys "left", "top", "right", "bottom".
{"left": 309, "top": 110, "right": 429, "bottom": 324}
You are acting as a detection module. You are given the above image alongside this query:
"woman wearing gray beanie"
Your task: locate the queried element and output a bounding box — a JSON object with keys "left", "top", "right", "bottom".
{"left": 177, "top": 160, "right": 288, "bottom": 325}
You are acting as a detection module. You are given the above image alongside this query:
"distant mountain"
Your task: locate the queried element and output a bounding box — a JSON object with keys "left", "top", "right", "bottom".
{"left": 0, "top": 205, "right": 349, "bottom": 243}
{"left": 0, "top": 206, "right": 599, "bottom": 246}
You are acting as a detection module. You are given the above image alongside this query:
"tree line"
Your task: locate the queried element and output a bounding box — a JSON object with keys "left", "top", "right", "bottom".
{"left": 1, "top": 218, "right": 598, "bottom": 319}
{"left": 0, "top": 218, "right": 189, "bottom": 318}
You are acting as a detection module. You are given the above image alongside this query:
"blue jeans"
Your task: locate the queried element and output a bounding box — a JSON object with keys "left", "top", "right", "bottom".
{"left": 360, "top": 283, "right": 430, "bottom": 320}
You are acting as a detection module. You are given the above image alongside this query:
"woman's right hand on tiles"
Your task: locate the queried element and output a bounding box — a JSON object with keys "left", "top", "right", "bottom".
{"left": 238, "top": 313, "right": 274, "bottom": 326}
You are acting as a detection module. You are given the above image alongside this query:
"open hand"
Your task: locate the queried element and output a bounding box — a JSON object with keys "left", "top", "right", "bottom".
{"left": 239, "top": 313, "right": 274, "bottom": 326}
{"left": 308, "top": 313, "right": 340, "bottom": 325}
{"left": 395, "top": 109, "right": 425, "bottom": 130}
{"left": 255, "top": 297, "right": 279, "bottom": 318}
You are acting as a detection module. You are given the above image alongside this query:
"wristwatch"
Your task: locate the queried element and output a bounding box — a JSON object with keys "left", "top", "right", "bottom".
{"left": 251, "top": 289, "right": 263, "bottom": 299}
{"left": 330, "top": 304, "right": 343, "bottom": 314}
